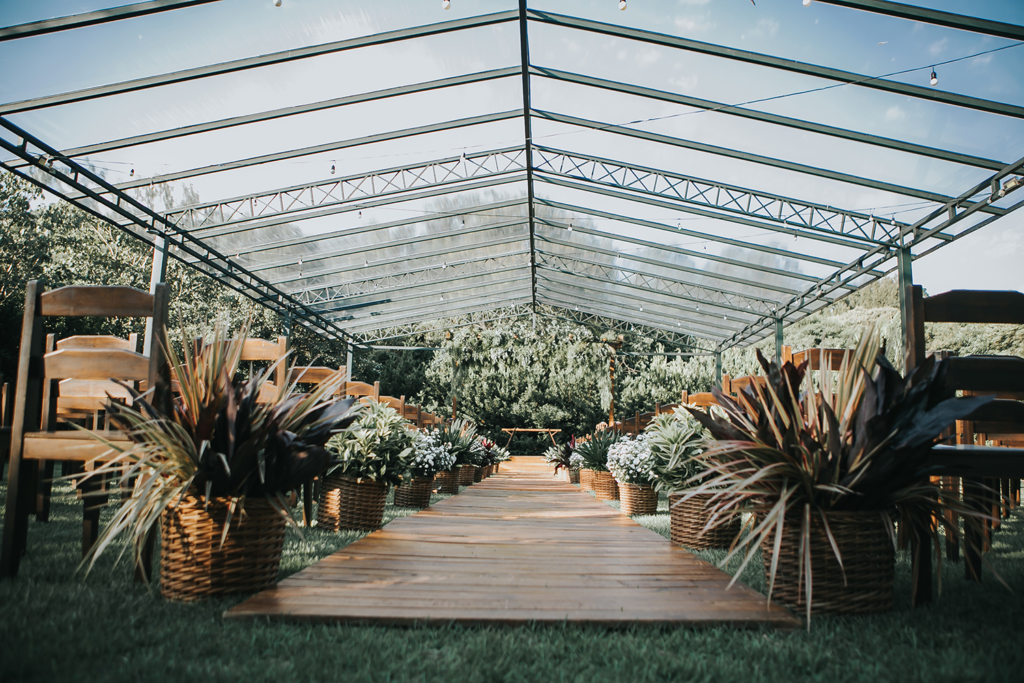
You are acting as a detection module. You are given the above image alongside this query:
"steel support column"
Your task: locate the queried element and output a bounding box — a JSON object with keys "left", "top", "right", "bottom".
{"left": 142, "top": 236, "right": 168, "bottom": 357}
{"left": 775, "top": 317, "right": 784, "bottom": 368}
{"left": 715, "top": 351, "right": 723, "bottom": 387}
{"left": 897, "top": 244, "right": 914, "bottom": 373}
{"left": 518, "top": 0, "right": 537, "bottom": 308}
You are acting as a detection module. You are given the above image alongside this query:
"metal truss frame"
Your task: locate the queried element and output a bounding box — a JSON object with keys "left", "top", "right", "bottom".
{"left": 2, "top": 1, "right": 1022, "bottom": 352}
{"left": 536, "top": 278, "right": 748, "bottom": 338}
{"left": 349, "top": 303, "right": 536, "bottom": 343}
{"left": 294, "top": 252, "right": 532, "bottom": 310}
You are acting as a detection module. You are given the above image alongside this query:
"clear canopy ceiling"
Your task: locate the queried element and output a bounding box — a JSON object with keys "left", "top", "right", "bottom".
{"left": 1, "top": 0, "right": 1022, "bottom": 350}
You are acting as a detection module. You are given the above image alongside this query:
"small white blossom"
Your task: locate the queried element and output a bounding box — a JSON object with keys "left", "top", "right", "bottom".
{"left": 409, "top": 429, "right": 457, "bottom": 476}
{"left": 606, "top": 434, "right": 657, "bottom": 485}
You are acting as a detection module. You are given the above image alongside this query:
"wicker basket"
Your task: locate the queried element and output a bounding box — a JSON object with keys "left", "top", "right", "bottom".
{"left": 493, "top": 462, "right": 500, "bottom": 473}
{"left": 668, "top": 493, "right": 742, "bottom": 550}
{"left": 483, "top": 464, "right": 493, "bottom": 478}
{"left": 761, "top": 510, "right": 894, "bottom": 616}
{"left": 473, "top": 465, "right": 484, "bottom": 483}
{"left": 568, "top": 468, "right": 580, "bottom": 484}
{"left": 317, "top": 475, "right": 388, "bottom": 531}
{"left": 458, "top": 464, "right": 476, "bottom": 486}
{"left": 159, "top": 496, "right": 286, "bottom": 602}
{"left": 394, "top": 475, "right": 434, "bottom": 509}
{"left": 592, "top": 470, "right": 619, "bottom": 500}
{"left": 579, "top": 468, "right": 595, "bottom": 491}
{"left": 435, "top": 469, "right": 459, "bottom": 495}
{"left": 619, "top": 482, "right": 657, "bottom": 515}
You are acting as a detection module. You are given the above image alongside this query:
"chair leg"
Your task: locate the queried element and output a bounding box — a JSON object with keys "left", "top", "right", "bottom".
{"left": 80, "top": 474, "right": 108, "bottom": 558}
{"left": 963, "top": 476, "right": 985, "bottom": 582}
{"left": 910, "top": 531, "right": 933, "bottom": 607}
{"left": 942, "top": 476, "right": 960, "bottom": 562}
{"left": 302, "top": 478, "right": 314, "bottom": 527}
{"left": 0, "top": 450, "right": 36, "bottom": 579}
{"left": 35, "top": 460, "right": 55, "bottom": 522}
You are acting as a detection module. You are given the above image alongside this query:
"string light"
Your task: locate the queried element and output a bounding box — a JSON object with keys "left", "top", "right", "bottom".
{"left": 802, "top": 0, "right": 811, "bottom": 6}
{"left": 440, "top": 295, "right": 444, "bottom": 301}
{"left": 358, "top": 211, "right": 362, "bottom": 219}
{"left": 639, "top": 305, "right": 644, "bottom": 312}
{"left": 619, "top": 0, "right": 627, "bottom": 9}
{"left": 129, "top": 168, "right": 134, "bottom": 177}
{"left": 273, "top": 0, "right": 282, "bottom": 6}
{"left": 442, "top": 0, "right": 450, "bottom": 8}
{"left": 442, "top": 261, "right": 448, "bottom": 269}
{"left": 364, "top": 259, "right": 368, "bottom": 267}
{"left": 568, "top": 222, "right": 573, "bottom": 232}
{"left": 330, "top": 163, "right": 335, "bottom": 175}
{"left": 930, "top": 68, "right": 938, "bottom": 86}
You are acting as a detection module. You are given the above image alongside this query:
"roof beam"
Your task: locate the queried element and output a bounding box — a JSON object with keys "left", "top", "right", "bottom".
{"left": 534, "top": 110, "right": 1004, "bottom": 216}
{"left": 332, "top": 283, "right": 534, "bottom": 327}
{"left": 535, "top": 306, "right": 712, "bottom": 350}
{"left": 532, "top": 67, "right": 1005, "bottom": 171}
{"left": 0, "top": 10, "right": 519, "bottom": 114}
{"left": 527, "top": 10, "right": 1024, "bottom": 119}
{"left": 518, "top": 0, "right": 538, "bottom": 310}
{"left": 538, "top": 176, "right": 891, "bottom": 266}
{"left": 17, "top": 69, "right": 521, "bottom": 164}
{"left": 68, "top": 110, "right": 523, "bottom": 201}
{"left": 534, "top": 146, "right": 910, "bottom": 247}
{"left": 350, "top": 303, "right": 536, "bottom": 342}
{"left": 0, "top": 0, "right": 222, "bottom": 42}
{"left": 814, "top": 1, "right": 1024, "bottom": 41}
{"left": 535, "top": 199, "right": 851, "bottom": 289}
{"left": 535, "top": 227, "right": 802, "bottom": 297}
{"left": 536, "top": 252, "right": 776, "bottom": 318}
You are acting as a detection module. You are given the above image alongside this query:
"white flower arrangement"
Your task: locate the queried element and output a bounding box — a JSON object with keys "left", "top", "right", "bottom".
{"left": 606, "top": 434, "right": 657, "bottom": 486}
{"left": 569, "top": 452, "right": 585, "bottom": 470}
{"left": 409, "top": 429, "right": 457, "bottom": 477}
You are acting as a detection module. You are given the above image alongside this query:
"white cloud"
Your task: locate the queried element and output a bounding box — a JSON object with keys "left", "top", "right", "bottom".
{"left": 929, "top": 37, "right": 948, "bottom": 56}
{"left": 674, "top": 15, "right": 714, "bottom": 32}
{"left": 884, "top": 106, "right": 905, "bottom": 121}
{"left": 669, "top": 74, "right": 699, "bottom": 92}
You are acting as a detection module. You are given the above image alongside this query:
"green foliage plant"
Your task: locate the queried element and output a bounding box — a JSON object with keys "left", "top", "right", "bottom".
{"left": 571, "top": 428, "right": 622, "bottom": 472}
{"left": 684, "top": 327, "right": 994, "bottom": 623}
{"left": 647, "top": 408, "right": 710, "bottom": 493}
{"left": 73, "top": 321, "right": 360, "bottom": 576}
{"left": 543, "top": 436, "right": 577, "bottom": 472}
{"left": 436, "top": 418, "right": 480, "bottom": 466}
{"left": 327, "top": 400, "right": 416, "bottom": 487}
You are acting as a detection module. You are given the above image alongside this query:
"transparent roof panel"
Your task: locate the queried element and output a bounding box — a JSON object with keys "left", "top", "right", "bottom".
{"left": 1, "top": 0, "right": 1021, "bottom": 350}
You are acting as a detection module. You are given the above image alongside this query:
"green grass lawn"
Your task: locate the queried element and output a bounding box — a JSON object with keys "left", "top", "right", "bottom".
{"left": 1, "top": 472, "right": 1022, "bottom": 683}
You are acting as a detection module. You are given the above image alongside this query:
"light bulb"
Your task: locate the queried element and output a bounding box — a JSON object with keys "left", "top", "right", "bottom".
{"left": 364, "top": 260, "right": 368, "bottom": 267}
{"left": 440, "top": 295, "right": 444, "bottom": 301}
{"left": 568, "top": 222, "right": 573, "bottom": 232}
{"left": 639, "top": 305, "right": 643, "bottom": 312}
{"left": 330, "top": 164, "right": 335, "bottom": 175}
{"left": 696, "top": 305, "right": 700, "bottom": 311}
{"left": 619, "top": 0, "right": 627, "bottom": 9}
{"left": 930, "top": 69, "right": 938, "bottom": 86}
{"left": 461, "top": 218, "right": 466, "bottom": 227}
{"left": 274, "top": 0, "right": 282, "bottom": 6}
{"left": 129, "top": 168, "right": 134, "bottom": 177}
{"left": 802, "top": 0, "right": 811, "bottom": 6}
{"left": 443, "top": 0, "right": 450, "bottom": 8}
{"left": 358, "top": 211, "right": 362, "bottom": 219}
{"left": 575, "top": 305, "right": 579, "bottom": 311}
{"left": 442, "top": 261, "right": 448, "bottom": 269}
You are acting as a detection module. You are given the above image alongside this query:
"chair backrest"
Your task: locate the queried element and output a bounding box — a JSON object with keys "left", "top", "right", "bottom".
{"left": 907, "top": 286, "right": 1024, "bottom": 445}
{"left": 730, "top": 375, "right": 767, "bottom": 394}
{"left": 687, "top": 392, "right": 718, "bottom": 408}
{"left": 54, "top": 334, "right": 139, "bottom": 421}
{"left": 379, "top": 394, "right": 406, "bottom": 414}
{"left": 288, "top": 366, "right": 344, "bottom": 386}
{"left": 791, "top": 348, "right": 851, "bottom": 371}
{"left": 10, "top": 283, "right": 170, "bottom": 438}
{"left": 343, "top": 380, "right": 380, "bottom": 400}
{"left": 235, "top": 336, "right": 288, "bottom": 391}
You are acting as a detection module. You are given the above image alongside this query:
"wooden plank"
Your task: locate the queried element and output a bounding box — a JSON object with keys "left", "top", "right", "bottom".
{"left": 58, "top": 379, "right": 132, "bottom": 399}
{"left": 55, "top": 335, "right": 133, "bottom": 350}
{"left": 239, "top": 338, "right": 281, "bottom": 361}
{"left": 945, "top": 356, "right": 1024, "bottom": 393}
{"left": 289, "top": 366, "right": 341, "bottom": 384}
{"left": 923, "top": 290, "right": 1024, "bottom": 325}
{"left": 225, "top": 457, "right": 800, "bottom": 628}
{"left": 23, "top": 432, "right": 130, "bottom": 461}
{"left": 38, "top": 285, "right": 154, "bottom": 318}
{"left": 44, "top": 349, "right": 150, "bottom": 381}
{"left": 928, "top": 444, "right": 1024, "bottom": 479}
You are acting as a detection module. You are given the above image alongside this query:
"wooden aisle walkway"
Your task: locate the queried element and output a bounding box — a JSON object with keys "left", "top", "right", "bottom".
{"left": 225, "top": 457, "right": 800, "bottom": 628}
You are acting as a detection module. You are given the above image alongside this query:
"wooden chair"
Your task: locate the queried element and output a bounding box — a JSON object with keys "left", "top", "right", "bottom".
{"left": 908, "top": 286, "right": 1024, "bottom": 603}
{"left": 791, "top": 347, "right": 851, "bottom": 371}
{"left": 343, "top": 380, "right": 380, "bottom": 401}
{"left": 287, "top": 365, "right": 345, "bottom": 526}
{"left": 1, "top": 282, "right": 169, "bottom": 579}
{"left": 239, "top": 337, "right": 288, "bottom": 402}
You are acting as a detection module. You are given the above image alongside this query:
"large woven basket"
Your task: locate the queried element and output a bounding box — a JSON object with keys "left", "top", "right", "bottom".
{"left": 579, "top": 468, "right": 595, "bottom": 492}
{"left": 619, "top": 482, "right": 657, "bottom": 515}
{"left": 761, "top": 510, "right": 895, "bottom": 616}
{"left": 592, "top": 470, "right": 619, "bottom": 501}
{"left": 435, "top": 469, "right": 459, "bottom": 495}
{"left": 458, "top": 464, "right": 476, "bottom": 486}
{"left": 317, "top": 475, "right": 388, "bottom": 531}
{"left": 493, "top": 462, "right": 500, "bottom": 473}
{"left": 394, "top": 475, "right": 434, "bottom": 509}
{"left": 473, "top": 465, "right": 484, "bottom": 482}
{"left": 568, "top": 468, "right": 580, "bottom": 484}
{"left": 669, "top": 493, "right": 741, "bottom": 549}
{"left": 160, "top": 496, "right": 286, "bottom": 602}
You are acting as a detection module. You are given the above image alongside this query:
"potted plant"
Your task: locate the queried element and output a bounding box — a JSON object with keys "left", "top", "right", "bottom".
{"left": 321, "top": 400, "right": 415, "bottom": 531}
{"left": 648, "top": 409, "right": 739, "bottom": 549}
{"left": 607, "top": 434, "right": 658, "bottom": 515}
{"left": 395, "top": 429, "right": 455, "bottom": 508}
{"left": 75, "top": 324, "right": 359, "bottom": 601}
{"left": 437, "top": 418, "right": 481, "bottom": 487}
{"left": 684, "top": 329, "right": 992, "bottom": 622}
{"left": 572, "top": 428, "right": 622, "bottom": 500}
{"left": 543, "top": 436, "right": 579, "bottom": 483}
